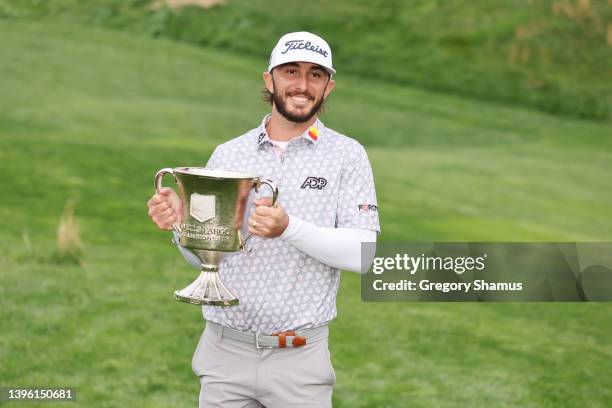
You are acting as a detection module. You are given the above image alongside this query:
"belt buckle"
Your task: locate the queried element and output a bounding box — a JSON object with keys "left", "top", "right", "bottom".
{"left": 255, "top": 333, "right": 273, "bottom": 349}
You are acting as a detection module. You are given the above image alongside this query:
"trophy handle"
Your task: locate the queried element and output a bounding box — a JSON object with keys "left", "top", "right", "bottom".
{"left": 154, "top": 167, "right": 173, "bottom": 192}
{"left": 154, "top": 168, "right": 182, "bottom": 234}
{"left": 255, "top": 178, "right": 279, "bottom": 206}
{"left": 242, "top": 178, "right": 279, "bottom": 248}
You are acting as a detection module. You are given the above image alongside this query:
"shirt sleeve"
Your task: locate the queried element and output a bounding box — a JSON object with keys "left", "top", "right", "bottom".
{"left": 173, "top": 231, "right": 201, "bottom": 270}
{"left": 280, "top": 215, "right": 377, "bottom": 274}
{"left": 336, "top": 144, "right": 381, "bottom": 232}
{"left": 205, "top": 146, "right": 221, "bottom": 168}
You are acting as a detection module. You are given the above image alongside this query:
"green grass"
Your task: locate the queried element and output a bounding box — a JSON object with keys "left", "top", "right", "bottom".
{"left": 1, "top": 0, "right": 610, "bottom": 120}
{"left": 1, "top": 20, "right": 612, "bottom": 407}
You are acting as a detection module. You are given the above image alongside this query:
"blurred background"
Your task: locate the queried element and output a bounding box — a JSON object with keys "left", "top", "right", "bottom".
{"left": 0, "top": 1, "right": 611, "bottom": 406}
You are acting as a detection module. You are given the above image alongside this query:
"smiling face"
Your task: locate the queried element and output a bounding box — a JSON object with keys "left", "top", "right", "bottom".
{"left": 263, "top": 62, "right": 335, "bottom": 123}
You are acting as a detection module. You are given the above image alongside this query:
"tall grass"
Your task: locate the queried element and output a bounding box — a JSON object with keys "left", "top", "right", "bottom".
{"left": 55, "top": 199, "right": 83, "bottom": 265}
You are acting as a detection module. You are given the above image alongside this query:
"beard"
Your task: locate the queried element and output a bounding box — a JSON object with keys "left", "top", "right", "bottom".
{"left": 272, "top": 81, "right": 327, "bottom": 123}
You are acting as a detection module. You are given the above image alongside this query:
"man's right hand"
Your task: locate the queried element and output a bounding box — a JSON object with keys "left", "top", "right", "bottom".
{"left": 147, "top": 187, "right": 182, "bottom": 230}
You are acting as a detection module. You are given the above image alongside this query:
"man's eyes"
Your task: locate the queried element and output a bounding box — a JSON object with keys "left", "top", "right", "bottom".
{"left": 282, "top": 69, "right": 325, "bottom": 79}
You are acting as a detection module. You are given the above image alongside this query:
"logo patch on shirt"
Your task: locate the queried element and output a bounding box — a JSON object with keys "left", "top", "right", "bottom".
{"left": 258, "top": 132, "right": 266, "bottom": 143}
{"left": 301, "top": 176, "right": 327, "bottom": 190}
{"left": 358, "top": 204, "right": 378, "bottom": 213}
{"left": 307, "top": 126, "right": 319, "bottom": 141}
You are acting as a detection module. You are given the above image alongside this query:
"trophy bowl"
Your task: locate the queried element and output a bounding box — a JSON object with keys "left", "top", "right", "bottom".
{"left": 154, "top": 167, "right": 278, "bottom": 306}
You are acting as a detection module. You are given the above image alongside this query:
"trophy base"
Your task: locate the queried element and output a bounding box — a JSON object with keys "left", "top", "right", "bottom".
{"left": 174, "top": 270, "right": 239, "bottom": 307}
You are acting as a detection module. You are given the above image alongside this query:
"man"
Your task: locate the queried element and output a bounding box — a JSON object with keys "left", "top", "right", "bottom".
{"left": 147, "top": 31, "right": 380, "bottom": 407}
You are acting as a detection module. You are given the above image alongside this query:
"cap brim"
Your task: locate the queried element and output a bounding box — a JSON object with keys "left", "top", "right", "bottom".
{"left": 268, "top": 60, "right": 335, "bottom": 76}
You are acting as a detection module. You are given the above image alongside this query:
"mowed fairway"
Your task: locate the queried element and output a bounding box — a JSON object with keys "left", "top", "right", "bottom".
{"left": 1, "top": 21, "right": 611, "bottom": 407}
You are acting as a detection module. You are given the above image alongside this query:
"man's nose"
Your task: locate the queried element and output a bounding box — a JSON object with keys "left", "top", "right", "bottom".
{"left": 294, "top": 73, "right": 308, "bottom": 91}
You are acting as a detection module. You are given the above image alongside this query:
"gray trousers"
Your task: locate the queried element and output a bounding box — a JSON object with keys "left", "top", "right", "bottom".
{"left": 192, "top": 324, "right": 335, "bottom": 408}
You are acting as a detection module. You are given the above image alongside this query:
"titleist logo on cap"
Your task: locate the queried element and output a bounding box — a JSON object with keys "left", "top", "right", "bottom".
{"left": 281, "top": 40, "right": 329, "bottom": 57}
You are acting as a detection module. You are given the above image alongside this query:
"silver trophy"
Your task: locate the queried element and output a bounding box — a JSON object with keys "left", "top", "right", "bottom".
{"left": 155, "top": 167, "right": 278, "bottom": 306}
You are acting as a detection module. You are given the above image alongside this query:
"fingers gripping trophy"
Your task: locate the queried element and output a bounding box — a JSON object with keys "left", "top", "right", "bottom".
{"left": 153, "top": 167, "right": 278, "bottom": 306}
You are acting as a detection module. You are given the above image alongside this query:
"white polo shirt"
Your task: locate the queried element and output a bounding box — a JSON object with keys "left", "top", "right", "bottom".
{"left": 203, "top": 115, "right": 380, "bottom": 333}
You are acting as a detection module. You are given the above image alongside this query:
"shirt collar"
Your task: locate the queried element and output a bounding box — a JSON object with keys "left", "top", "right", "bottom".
{"left": 256, "top": 114, "right": 324, "bottom": 149}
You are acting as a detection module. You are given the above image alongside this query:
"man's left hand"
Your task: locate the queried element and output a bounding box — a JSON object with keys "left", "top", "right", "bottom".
{"left": 248, "top": 197, "right": 289, "bottom": 238}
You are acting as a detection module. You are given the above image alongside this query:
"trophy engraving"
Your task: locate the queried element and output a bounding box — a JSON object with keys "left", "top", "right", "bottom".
{"left": 154, "top": 167, "right": 278, "bottom": 306}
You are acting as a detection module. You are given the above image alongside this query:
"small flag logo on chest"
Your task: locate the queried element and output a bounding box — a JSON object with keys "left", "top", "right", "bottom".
{"left": 308, "top": 126, "right": 319, "bottom": 141}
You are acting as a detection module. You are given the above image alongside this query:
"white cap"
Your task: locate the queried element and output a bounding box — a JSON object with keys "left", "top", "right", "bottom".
{"left": 268, "top": 31, "right": 335, "bottom": 76}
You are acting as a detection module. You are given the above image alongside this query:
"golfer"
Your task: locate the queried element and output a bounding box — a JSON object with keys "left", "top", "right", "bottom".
{"left": 147, "top": 31, "right": 380, "bottom": 407}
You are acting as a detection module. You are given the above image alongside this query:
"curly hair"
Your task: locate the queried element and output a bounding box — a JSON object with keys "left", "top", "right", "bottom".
{"left": 261, "top": 87, "right": 274, "bottom": 105}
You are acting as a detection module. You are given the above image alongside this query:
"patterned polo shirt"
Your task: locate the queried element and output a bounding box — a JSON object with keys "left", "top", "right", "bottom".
{"left": 203, "top": 115, "right": 380, "bottom": 333}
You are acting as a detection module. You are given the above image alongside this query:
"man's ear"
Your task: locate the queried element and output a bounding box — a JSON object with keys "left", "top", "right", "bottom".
{"left": 263, "top": 71, "right": 274, "bottom": 94}
{"left": 323, "top": 78, "right": 335, "bottom": 99}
